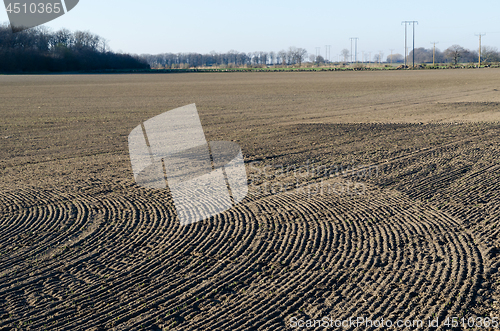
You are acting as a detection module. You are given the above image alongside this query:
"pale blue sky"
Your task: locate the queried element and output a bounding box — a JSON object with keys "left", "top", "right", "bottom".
{"left": 2, "top": 0, "right": 500, "bottom": 59}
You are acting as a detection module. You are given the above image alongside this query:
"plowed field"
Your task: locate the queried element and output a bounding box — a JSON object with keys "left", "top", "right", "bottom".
{"left": 1, "top": 70, "right": 500, "bottom": 330}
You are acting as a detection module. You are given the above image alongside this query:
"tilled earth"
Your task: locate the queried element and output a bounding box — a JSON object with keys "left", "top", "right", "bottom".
{"left": 0, "top": 70, "right": 500, "bottom": 330}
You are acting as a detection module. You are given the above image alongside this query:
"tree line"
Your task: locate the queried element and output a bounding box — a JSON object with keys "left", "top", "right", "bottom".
{"left": 0, "top": 23, "right": 149, "bottom": 72}
{"left": 140, "top": 47, "right": 308, "bottom": 69}
{"left": 142, "top": 45, "right": 500, "bottom": 69}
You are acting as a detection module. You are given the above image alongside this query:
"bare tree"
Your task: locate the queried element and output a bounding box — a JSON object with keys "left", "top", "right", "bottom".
{"left": 228, "top": 49, "right": 238, "bottom": 66}
{"left": 278, "top": 50, "right": 287, "bottom": 66}
{"left": 481, "top": 46, "right": 500, "bottom": 63}
{"left": 287, "top": 47, "right": 296, "bottom": 64}
{"left": 296, "top": 47, "right": 307, "bottom": 66}
{"left": 50, "top": 28, "right": 73, "bottom": 48}
{"left": 73, "top": 30, "right": 102, "bottom": 51}
{"left": 260, "top": 51, "right": 268, "bottom": 65}
{"left": 341, "top": 49, "right": 350, "bottom": 62}
{"left": 386, "top": 53, "right": 404, "bottom": 63}
{"left": 269, "top": 51, "right": 276, "bottom": 65}
{"left": 445, "top": 45, "right": 465, "bottom": 65}
{"left": 461, "top": 48, "right": 476, "bottom": 63}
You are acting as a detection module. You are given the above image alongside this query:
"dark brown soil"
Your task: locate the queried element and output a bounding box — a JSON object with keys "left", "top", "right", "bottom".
{"left": 0, "top": 70, "right": 499, "bottom": 330}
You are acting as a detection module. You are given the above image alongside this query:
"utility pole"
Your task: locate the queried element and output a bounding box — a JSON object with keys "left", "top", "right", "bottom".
{"left": 315, "top": 47, "right": 320, "bottom": 60}
{"left": 402, "top": 22, "right": 408, "bottom": 67}
{"left": 349, "top": 38, "right": 353, "bottom": 63}
{"left": 349, "top": 38, "right": 359, "bottom": 63}
{"left": 362, "top": 51, "right": 365, "bottom": 64}
{"left": 475, "top": 33, "right": 486, "bottom": 67}
{"left": 325, "top": 45, "right": 331, "bottom": 63}
{"left": 389, "top": 49, "right": 394, "bottom": 65}
{"left": 402, "top": 21, "right": 418, "bottom": 67}
{"left": 353, "top": 38, "right": 359, "bottom": 62}
{"left": 430, "top": 42, "right": 438, "bottom": 66}
{"left": 412, "top": 21, "right": 417, "bottom": 67}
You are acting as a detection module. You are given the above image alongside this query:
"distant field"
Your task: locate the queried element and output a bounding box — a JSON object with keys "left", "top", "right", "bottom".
{"left": 0, "top": 69, "right": 499, "bottom": 330}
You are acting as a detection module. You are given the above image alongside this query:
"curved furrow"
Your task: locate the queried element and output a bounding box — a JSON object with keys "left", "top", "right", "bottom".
{"left": 0, "top": 174, "right": 488, "bottom": 331}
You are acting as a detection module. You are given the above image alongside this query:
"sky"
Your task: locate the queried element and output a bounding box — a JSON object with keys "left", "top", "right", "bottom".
{"left": 2, "top": 0, "right": 500, "bottom": 60}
